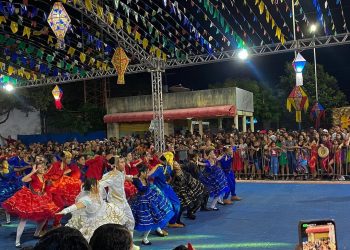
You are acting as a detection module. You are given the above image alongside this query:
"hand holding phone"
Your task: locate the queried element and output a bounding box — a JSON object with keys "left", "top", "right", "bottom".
{"left": 298, "top": 219, "right": 337, "bottom": 250}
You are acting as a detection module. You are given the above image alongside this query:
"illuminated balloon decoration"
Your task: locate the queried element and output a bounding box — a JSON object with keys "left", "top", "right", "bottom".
{"left": 310, "top": 102, "right": 325, "bottom": 129}
{"left": 52, "top": 85, "right": 63, "bottom": 110}
{"left": 111, "top": 47, "right": 129, "bottom": 84}
{"left": 47, "top": 2, "right": 71, "bottom": 41}
{"left": 292, "top": 53, "right": 306, "bottom": 86}
{"left": 286, "top": 86, "right": 309, "bottom": 123}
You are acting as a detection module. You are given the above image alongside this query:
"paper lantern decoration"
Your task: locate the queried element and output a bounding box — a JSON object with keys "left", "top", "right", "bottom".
{"left": 292, "top": 53, "right": 306, "bottom": 86}
{"left": 310, "top": 102, "right": 325, "bottom": 129}
{"left": 52, "top": 85, "right": 63, "bottom": 110}
{"left": 111, "top": 47, "right": 129, "bottom": 84}
{"left": 292, "top": 53, "right": 306, "bottom": 73}
{"left": 47, "top": 2, "right": 71, "bottom": 41}
{"left": 286, "top": 86, "right": 309, "bottom": 123}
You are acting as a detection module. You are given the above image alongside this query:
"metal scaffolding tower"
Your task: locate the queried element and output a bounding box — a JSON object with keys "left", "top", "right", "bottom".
{"left": 151, "top": 69, "right": 165, "bottom": 152}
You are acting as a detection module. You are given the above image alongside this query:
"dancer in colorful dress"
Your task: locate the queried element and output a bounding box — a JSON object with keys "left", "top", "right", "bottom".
{"left": 148, "top": 155, "right": 183, "bottom": 228}
{"left": 58, "top": 178, "right": 128, "bottom": 241}
{"left": 130, "top": 165, "right": 174, "bottom": 245}
{"left": 218, "top": 147, "right": 241, "bottom": 203}
{"left": 171, "top": 161, "right": 205, "bottom": 220}
{"left": 2, "top": 162, "right": 59, "bottom": 247}
{"left": 197, "top": 150, "right": 229, "bottom": 210}
{"left": 45, "top": 151, "right": 82, "bottom": 227}
{"left": 0, "top": 158, "right": 23, "bottom": 225}
{"left": 99, "top": 156, "right": 139, "bottom": 250}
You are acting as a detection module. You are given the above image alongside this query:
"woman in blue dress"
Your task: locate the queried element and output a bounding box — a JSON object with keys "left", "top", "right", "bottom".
{"left": 130, "top": 165, "right": 174, "bottom": 246}
{"left": 148, "top": 155, "right": 183, "bottom": 228}
{"left": 0, "top": 158, "right": 23, "bottom": 225}
{"left": 197, "top": 150, "right": 229, "bottom": 210}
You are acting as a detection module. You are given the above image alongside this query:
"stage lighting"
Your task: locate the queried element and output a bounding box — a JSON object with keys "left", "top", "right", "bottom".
{"left": 4, "top": 83, "right": 14, "bottom": 92}
{"left": 238, "top": 49, "right": 248, "bottom": 60}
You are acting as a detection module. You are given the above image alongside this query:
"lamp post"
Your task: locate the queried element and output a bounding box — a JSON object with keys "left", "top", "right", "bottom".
{"left": 310, "top": 24, "right": 318, "bottom": 102}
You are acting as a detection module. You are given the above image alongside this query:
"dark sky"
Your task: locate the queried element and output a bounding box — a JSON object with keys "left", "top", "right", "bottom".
{"left": 123, "top": 44, "right": 350, "bottom": 101}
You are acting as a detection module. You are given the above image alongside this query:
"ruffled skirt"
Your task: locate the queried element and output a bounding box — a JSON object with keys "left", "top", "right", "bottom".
{"left": 66, "top": 202, "right": 128, "bottom": 241}
{"left": 47, "top": 175, "right": 82, "bottom": 207}
{"left": 172, "top": 173, "right": 205, "bottom": 207}
{"left": 2, "top": 186, "right": 59, "bottom": 221}
{"left": 130, "top": 185, "right": 174, "bottom": 231}
{"left": 199, "top": 167, "right": 229, "bottom": 198}
{"left": 124, "top": 181, "right": 138, "bottom": 199}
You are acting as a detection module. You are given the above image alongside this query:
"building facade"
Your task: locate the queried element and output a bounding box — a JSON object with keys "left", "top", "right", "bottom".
{"left": 104, "top": 87, "right": 254, "bottom": 139}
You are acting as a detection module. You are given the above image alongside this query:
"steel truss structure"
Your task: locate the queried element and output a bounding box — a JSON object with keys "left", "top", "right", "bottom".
{"left": 14, "top": 2, "right": 350, "bottom": 152}
{"left": 150, "top": 65, "right": 165, "bottom": 152}
{"left": 20, "top": 32, "right": 350, "bottom": 88}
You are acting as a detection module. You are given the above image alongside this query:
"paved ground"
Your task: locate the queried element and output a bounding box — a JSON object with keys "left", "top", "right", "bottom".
{"left": 1, "top": 182, "right": 349, "bottom": 250}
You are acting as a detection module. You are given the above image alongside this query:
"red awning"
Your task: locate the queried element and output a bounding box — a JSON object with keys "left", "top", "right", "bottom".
{"left": 104, "top": 105, "right": 236, "bottom": 123}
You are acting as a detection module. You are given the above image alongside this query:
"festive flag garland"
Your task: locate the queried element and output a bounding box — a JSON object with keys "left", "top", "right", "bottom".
{"left": 254, "top": 0, "right": 286, "bottom": 44}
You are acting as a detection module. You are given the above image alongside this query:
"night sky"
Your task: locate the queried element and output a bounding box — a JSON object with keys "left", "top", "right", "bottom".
{"left": 123, "top": 44, "right": 350, "bottom": 101}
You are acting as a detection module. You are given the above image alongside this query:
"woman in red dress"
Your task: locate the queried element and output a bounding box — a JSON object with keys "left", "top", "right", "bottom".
{"left": 124, "top": 152, "right": 141, "bottom": 199}
{"left": 2, "top": 162, "right": 59, "bottom": 247}
{"left": 45, "top": 151, "right": 81, "bottom": 226}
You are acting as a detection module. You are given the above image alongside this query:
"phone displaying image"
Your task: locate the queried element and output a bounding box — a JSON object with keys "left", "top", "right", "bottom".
{"left": 299, "top": 219, "right": 337, "bottom": 250}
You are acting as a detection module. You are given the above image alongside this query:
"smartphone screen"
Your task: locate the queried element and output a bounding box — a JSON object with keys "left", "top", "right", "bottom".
{"left": 299, "top": 220, "right": 337, "bottom": 250}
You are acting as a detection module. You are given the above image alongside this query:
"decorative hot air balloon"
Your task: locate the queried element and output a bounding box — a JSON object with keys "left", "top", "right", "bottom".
{"left": 47, "top": 2, "right": 71, "bottom": 41}
{"left": 286, "top": 86, "right": 309, "bottom": 123}
{"left": 52, "top": 85, "right": 63, "bottom": 110}
{"left": 310, "top": 102, "right": 325, "bottom": 129}
{"left": 111, "top": 47, "right": 129, "bottom": 84}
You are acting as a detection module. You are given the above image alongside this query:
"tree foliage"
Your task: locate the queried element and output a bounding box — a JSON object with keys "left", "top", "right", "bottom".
{"left": 209, "top": 78, "right": 282, "bottom": 126}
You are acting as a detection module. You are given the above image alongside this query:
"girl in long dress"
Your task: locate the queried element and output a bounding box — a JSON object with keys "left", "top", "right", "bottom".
{"left": 57, "top": 178, "right": 128, "bottom": 241}
{"left": 130, "top": 165, "right": 174, "bottom": 246}
{"left": 99, "top": 156, "right": 139, "bottom": 250}
{"left": 2, "top": 162, "right": 59, "bottom": 247}
{"left": 197, "top": 150, "right": 229, "bottom": 210}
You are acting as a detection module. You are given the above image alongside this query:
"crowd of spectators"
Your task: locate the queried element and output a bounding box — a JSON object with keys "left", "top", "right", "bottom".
{"left": 1, "top": 125, "right": 350, "bottom": 181}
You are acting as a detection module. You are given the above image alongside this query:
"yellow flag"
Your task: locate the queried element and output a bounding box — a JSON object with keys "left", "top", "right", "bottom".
{"left": 33, "top": 74, "right": 38, "bottom": 80}
{"left": 162, "top": 52, "right": 167, "bottom": 61}
{"left": 266, "top": 11, "right": 270, "bottom": 23}
{"left": 116, "top": 18, "right": 123, "bottom": 29}
{"left": 96, "top": 60, "right": 102, "bottom": 69}
{"left": 156, "top": 48, "right": 161, "bottom": 59}
{"left": 10, "top": 21, "right": 18, "bottom": 33}
{"left": 18, "top": 68, "right": 24, "bottom": 77}
{"left": 24, "top": 71, "right": 31, "bottom": 80}
{"left": 135, "top": 31, "right": 141, "bottom": 42}
{"left": 0, "top": 16, "right": 6, "bottom": 25}
{"left": 255, "top": 0, "right": 259, "bottom": 5}
{"left": 97, "top": 5, "right": 104, "bottom": 18}
{"left": 79, "top": 53, "right": 86, "bottom": 63}
{"left": 8, "top": 66, "right": 15, "bottom": 75}
{"left": 67, "top": 47, "right": 76, "bottom": 56}
{"left": 271, "top": 19, "right": 275, "bottom": 29}
{"left": 88, "top": 57, "right": 95, "bottom": 66}
{"left": 48, "top": 35, "right": 54, "bottom": 44}
{"left": 126, "top": 25, "right": 131, "bottom": 34}
{"left": 85, "top": 0, "right": 92, "bottom": 11}
{"left": 142, "top": 38, "right": 149, "bottom": 49}
{"left": 23, "top": 26, "right": 31, "bottom": 39}
{"left": 259, "top": 1, "right": 264, "bottom": 14}
{"left": 107, "top": 12, "right": 114, "bottom": 25}
{"left": 102, "top": 63, "right": 107, "bottom": 71}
